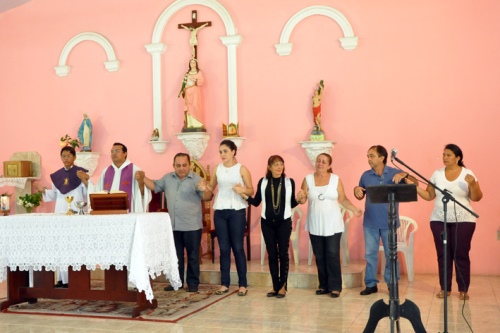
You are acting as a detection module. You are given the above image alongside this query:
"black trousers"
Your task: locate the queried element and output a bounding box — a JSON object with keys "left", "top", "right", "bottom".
{"left": 173, "top": 228, "right": 202, "bottom": 288}
{"left": 310, "top": 233, "right": 342, "bottom": 292}
{"left": 430, "top": 221, "right": 476, "bottom": 292}
{"left": 261, "top": 217, "right": 292, "bottom": 292}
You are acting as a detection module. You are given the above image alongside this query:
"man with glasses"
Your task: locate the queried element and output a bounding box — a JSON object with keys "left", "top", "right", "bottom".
{"left": 353, "top": 145, "right": 410, "bottom": 296}
{"left": 138, "top": 153, "right": 212, "bottom": 292}
{"left": 33, "top": 145, "right": 90, "bottom": 288}
{"left": 90, "top": 142, "right": 151, "bottom": 213}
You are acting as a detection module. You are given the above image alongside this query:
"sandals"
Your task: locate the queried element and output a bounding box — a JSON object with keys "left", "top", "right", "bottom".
{"left": 237, "top": 287, "right": 248, "bottom": 296}
{"left": 436, "top": 290, "right": 451, "bottom": 299}
{"left": 331, "top": 291, "right": 340, "bottom": 298}
{"left": 459, "top": 292, "right": 469, "bottom": 300}
{"left": 276, "top": 287, "right": 286, "bottom": 299}
{"left": 215, "top": 287, "right": 229, "bottom": 295}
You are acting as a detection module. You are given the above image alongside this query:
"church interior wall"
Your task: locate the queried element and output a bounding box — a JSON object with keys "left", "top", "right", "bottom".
{"left": 0, "top": 0, "right": 498, "bottom": 275}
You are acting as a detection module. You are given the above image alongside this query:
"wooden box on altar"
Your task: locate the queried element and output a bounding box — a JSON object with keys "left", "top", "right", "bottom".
{"left": 3, "top": 161, "right": 31, "bottom": 177}
{"left": 90, "top": 192, "right": 129, "bottom": 215}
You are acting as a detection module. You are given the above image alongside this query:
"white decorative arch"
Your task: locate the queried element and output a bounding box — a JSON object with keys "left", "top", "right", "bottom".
{"left": 275, "top": 5, "right": 359, "bottom": 56}
{"left": 54, "top": 32, "right": 120, "bottom": 77}
{"left": 145, "top": 0, "right": 242, "bottom": 153}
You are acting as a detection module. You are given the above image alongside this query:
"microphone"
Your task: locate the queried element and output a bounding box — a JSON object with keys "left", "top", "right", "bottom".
{"left": 391, "top": 148, "right": 397, "bottom": 162}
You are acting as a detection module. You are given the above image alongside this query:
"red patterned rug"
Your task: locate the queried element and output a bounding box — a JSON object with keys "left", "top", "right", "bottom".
{"left": 2, "top": 282, "right": 236, "bottom": 322}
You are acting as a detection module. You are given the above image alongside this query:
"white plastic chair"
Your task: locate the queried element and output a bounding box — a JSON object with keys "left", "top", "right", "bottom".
{"left": 261, "top": 206, "right": 303, "bottom": 265}
{"left": 379, "top": 216, "right": 418, "bottom": 282}
{"left": 308, "top": 204, "right": 353, "bottom": 266}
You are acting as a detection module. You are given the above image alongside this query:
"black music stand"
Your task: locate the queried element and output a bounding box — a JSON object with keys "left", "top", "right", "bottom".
{"left": 363, "top": 184, "right": 426, "bottom": 333}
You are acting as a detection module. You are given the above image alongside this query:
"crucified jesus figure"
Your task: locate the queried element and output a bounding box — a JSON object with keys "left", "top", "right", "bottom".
{"left": 181, "top": 22, "right": 209, "bottom": 58}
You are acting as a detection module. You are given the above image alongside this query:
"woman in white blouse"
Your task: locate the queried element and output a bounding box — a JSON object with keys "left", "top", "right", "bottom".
{"left": 206, "top": 139, "right": 254, "bottom": 296}
{"left": 297, "top": 153, "right": 362, "bottom": 298}
{"left": 407, "top": 144, "right": 482, "bottom": 301}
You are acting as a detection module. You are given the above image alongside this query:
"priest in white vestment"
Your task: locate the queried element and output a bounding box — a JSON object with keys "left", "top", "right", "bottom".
{"left": 89, "top": 142, "right": 151, "bottom": 213}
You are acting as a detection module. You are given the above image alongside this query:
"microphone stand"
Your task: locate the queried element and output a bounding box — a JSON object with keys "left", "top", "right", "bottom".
{"left": 392, "top": 155, "right": 478, "bottom": 333}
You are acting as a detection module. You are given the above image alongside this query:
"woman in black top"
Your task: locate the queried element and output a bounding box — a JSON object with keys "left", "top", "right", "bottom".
{"left": 236, "top": 155, "right": 299, "bottom": 298}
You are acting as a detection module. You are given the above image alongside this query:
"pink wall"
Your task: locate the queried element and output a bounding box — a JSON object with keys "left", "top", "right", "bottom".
{"left": 0, "top": 0, "right": 498, "bottom": 275}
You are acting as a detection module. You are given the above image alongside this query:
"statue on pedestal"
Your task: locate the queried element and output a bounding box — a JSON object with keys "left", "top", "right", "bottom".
{"left": 310, "top": 80, "right": 325, "bottom": 141}
{"left": 78, "top": 113, "right": 93, "bottom": 151}
{"left": 178, "top": 58, "right": 206, "bottom": 132}
{"left": 151, "top": 128, "right": 160, "bottom": 141}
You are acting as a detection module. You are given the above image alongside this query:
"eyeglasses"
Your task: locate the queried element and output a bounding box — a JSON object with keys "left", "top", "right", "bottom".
{"left": 110, "top": 149, "right": 122, "bottom": 154}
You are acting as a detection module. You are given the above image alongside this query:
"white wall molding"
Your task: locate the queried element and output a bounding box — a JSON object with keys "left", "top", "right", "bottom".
{"left": 275, "top": 5, "right": 358, "bottom": 56}
{"left": 54, "top": 32, "right": 120, "bottom": 77}
{"left": 147, "top": 0, "right": 242, "bottom": 153}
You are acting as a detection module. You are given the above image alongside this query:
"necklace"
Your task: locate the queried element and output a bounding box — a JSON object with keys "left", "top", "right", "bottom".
{"left": 270, "top": 177, "right": 282, "bottom": 215}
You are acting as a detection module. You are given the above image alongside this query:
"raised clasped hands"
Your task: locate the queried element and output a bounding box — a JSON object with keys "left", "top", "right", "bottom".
{"left": 76, "top": 170, "right": 89, "bottom": 181}
{"left": 135, "top": 170, "right": 145, "bottom": 182}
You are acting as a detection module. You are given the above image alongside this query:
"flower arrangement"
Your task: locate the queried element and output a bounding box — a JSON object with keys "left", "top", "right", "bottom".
{"left": 60, "top": 134, "right": 80, "bottom": 148}
{"left": 17, "top": 191, "right": 43, "bottom": 213}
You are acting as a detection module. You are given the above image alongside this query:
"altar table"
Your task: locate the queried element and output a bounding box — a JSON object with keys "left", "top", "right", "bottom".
{"left": 0, "top": 212, "right": 181, "bottom": 317}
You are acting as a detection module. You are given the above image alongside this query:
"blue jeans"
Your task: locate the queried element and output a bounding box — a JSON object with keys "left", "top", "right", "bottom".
{"left": 363, "top": 227, "right": 399, "bottom": 287}
{"left": 214, "top": 209, "right": 247, "bottom": 288}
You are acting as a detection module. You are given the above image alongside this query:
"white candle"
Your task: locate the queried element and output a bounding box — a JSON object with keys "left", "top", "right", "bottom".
{"left": 1, "top": 196, "right": 9, "bottom": 211}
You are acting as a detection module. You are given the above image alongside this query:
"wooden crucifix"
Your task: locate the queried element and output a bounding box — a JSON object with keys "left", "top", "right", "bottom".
{"left": 178, "top": 10, "right": 212, "bottom": 59}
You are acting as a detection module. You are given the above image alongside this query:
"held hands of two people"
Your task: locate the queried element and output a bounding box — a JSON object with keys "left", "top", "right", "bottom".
{"left": 76, "top": 170, "right": 89, "bottom": 181}
{"left": 232, "top": 183, "right": 249, "bottom": 200}
{"left": 198, "top": 178, "right": 209, "bottom": 192}
{"left": 135, "top": 170, "right": 145, "bottom": 183}
{"left": 295, "top": 189, "right": 307, "bottom": 203}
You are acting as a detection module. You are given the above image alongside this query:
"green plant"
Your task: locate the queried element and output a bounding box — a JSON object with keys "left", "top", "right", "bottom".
{"left": 17, "top": 191, "right": 43, "bottom": 209}
{"left": 60, "top": 134, "right": 80, "bottom": 148}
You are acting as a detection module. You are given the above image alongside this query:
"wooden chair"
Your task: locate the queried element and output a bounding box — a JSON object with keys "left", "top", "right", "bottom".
{"left": 190, "top": 160, "right": 212, "bottom": 263}
{"left": 211, "top": 206, "right": 252, "bottom": 263}
{"left": 379, "top": 216, "right": 418, "bottom": 282}
{"left": 148, "top": 191, "right": 166, "bottom": 212}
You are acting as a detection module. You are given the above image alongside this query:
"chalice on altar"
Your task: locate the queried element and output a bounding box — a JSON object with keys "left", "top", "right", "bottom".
{"left": 74, "top": 201, "right": 87, "bottom": 215}
{"left": 65, "top": 196, "right": 74, "bottom": 215}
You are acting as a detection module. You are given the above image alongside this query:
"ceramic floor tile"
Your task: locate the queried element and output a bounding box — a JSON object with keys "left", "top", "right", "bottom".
{"left": 1, "top": 273, "right": 499, "bottom": 332}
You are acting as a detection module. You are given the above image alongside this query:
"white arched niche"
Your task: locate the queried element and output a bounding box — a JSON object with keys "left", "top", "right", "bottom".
{"left": 275, "top": 5, "right": 359, "bottom": 56}
{"left": 54, "top": 32, "right": 120, "bottom": 77}
{"left": 145, "top": 0, "right": 242, "bottom": 153}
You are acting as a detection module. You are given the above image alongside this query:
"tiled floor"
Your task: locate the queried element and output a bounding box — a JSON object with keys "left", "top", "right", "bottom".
{"left": 1, "top": 267, "right": 499, "bottom": 332}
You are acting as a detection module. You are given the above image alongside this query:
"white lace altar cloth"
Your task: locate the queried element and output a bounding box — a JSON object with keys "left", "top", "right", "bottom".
{"left": 0, "top": 212, "right": 181, "bottom": 301}
{"left": 0, "top": 177, "right": 29, "bottom": 189}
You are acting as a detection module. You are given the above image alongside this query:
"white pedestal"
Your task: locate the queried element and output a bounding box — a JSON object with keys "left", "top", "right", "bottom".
{"left": 176, "top": 132, "right": 210, "bottom": 161}
{"left": 299, "top": 141, "right": 335, "bottom": 166}
{"left": 76, "top": 152, "right": 100, "bottom": 177}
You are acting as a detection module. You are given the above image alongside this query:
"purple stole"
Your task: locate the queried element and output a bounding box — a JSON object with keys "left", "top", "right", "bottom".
{"left": 103, "top": 163, "right": 134, "bottom": 208}
{"left": 50, "top": 166, "right": 88, "bottom": 195}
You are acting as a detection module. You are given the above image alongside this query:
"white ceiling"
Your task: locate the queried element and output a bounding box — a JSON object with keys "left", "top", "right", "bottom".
{"left": 0, "top": 0, "right": 32, "bottom": 13}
